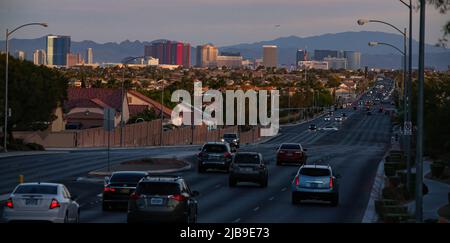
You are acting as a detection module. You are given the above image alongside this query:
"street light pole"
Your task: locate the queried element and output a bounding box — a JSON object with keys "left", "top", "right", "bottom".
{"left": 120, "top": 65, "right": 125, "bottom": 147}
{"left": 3, "top": 23, "right": 47, "bottom": 152}
{"left": 415, "top": 0, "right": 425, "bottom": 223}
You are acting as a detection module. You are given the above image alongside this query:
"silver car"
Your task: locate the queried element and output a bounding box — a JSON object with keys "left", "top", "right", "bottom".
{"left": 291, "top": 165, "right": 339, "bottom": 206}
{"left": 2, "top": 182, "right": 80, "bottom": 223}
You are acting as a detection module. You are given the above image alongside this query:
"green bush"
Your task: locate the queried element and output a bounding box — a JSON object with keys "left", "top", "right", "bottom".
{"left": 26, "top": 143, "right": 45, "bottom": 151}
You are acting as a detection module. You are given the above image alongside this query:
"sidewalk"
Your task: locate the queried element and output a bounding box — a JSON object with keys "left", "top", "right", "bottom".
{"left": 406, "top": 160, "right": 450, "bottom": 221}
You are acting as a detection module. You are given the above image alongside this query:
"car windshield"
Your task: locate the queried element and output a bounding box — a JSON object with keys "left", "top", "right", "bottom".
{"left": 280, "top": 144, "right": 300, "bottom": 150}
{"left": 137, "top": 182, "right": 181, "bottom": 195}
{"left": 110, "top": 173, "right": 147, "bottom": 183}
{"left": 234, "top": 154, "right": 260, "bottom": 164}
{"left": 203, "top": 144, "right": 227, "bottom": 153}
{"left": 300, "top": 168, "right": 331, "bottom": 177}
{"left": 223, "top": 134, "right": 237, "bottom": 139}
{"left": 14, "top": 185, "right": 58, "bottom": 195}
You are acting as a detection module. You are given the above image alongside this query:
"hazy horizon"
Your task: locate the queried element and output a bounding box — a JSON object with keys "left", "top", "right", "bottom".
{"left": 0, "top": 0, "right": 448, "bottom": 47}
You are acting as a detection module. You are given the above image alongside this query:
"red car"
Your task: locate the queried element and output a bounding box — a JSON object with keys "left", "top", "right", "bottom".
{"left": 276, "top": 143, "right": 307, "bottom": 166}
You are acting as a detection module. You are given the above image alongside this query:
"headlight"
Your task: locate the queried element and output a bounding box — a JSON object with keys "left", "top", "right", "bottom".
{"left": 233, "top": 139, "right": 237, "bottom": 142}
{"left": 221, "top": 139, "right": 224, "bottom": 142}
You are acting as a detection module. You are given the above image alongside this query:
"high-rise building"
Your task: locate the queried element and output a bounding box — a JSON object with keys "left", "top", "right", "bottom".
{"left": 298, "top": 61, "right": 329, "bottom": 70}
{"left": 196, "top": 44, "right": 218, "bottom": 67}
{"left": 47, "top": 35, "right": 71, "bottom": 66}
{"left": 33, "top": 49, "right": 47, "bottom": 65}
{"left": 296, "top": 49, "right": 308, "bottom": 66}
{"left": 216, "top": 55, "right": 243, "bottom": 68}
{"left": 314, "top": 49, "right": 339, "bottom": 61}
{"left": 144, "top": 40, "right": 191, "bottom": 67}
{"left": 263, "top": 45, "right": 277, "bottom": 68}
{"left": 14, "top": 50, "right": 26, "bottom": 61}
{"left": 344, "top": 51, "right": 361, "bottom": 70}
{"left": 66, "top": 53, "right": 82, "bottom": 67}
{"left": 324, "top": 57, "right": 347, "bottom": 70}
{"left": 86, "top": 48, "right": 93, "bottom": 64}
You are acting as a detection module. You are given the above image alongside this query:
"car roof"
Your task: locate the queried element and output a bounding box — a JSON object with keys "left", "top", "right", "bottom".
{"left": 203, "top": 142, "right": 228, "bottom": 145}
{"left": 111, "top": 171, "right": 148, "bottom": 176}
{"left": 17, "top": 182, "right": 61, "bottom": 187}
{"left": 235, "top": 152, "right": 260, "bottom": 156}
{"left": 140, "top": 175, "right": 183, "bottom": 183}
{"left": 301, "top": 164, "right": 331, "bottom": 170}
{"left": 280, "top": 143, "right": 301, "bottom": 146}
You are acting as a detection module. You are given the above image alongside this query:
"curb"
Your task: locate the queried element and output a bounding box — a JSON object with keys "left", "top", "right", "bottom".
{"left": 0, "top": 151, "right": 69, "bottom": 159}
{"left": 46, "top": 144, "right": 201, "bottom": 152}
{"left": 362, "top": 150, "right": 389, "bottom": 223}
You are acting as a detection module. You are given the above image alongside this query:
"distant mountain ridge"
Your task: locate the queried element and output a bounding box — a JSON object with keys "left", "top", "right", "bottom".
{"left": 1, "top": 31, "right": 449, "bottom": 70}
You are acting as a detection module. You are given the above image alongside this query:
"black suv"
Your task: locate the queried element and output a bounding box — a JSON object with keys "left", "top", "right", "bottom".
{"left": 229, "top": 152, "right": 268, "bottom": 187}
{"left": 127, "top": 175, "right": 199, "bottom": 223}
{"left": 222, "top": 133, "right": 240, "bottom": 149}
{"left": 197, "top": 142, "right": 233, "bottom": 173}
{"left": 102, "top": 171, "right": 148, "bottom": 210}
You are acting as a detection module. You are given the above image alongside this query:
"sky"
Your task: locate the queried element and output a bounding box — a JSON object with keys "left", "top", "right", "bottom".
{"left": 0, "top": 0, "right": 448, "bottom": 46}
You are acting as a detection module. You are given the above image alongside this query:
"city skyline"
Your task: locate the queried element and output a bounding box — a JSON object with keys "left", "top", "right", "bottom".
{"left": 0, "top": 0, "right": 448, "bottom": 46}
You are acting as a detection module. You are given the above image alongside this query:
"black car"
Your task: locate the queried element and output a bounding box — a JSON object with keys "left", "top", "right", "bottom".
{"left": 197, "top": 142, "right": 233, "bottom": 173}
{"left": 229, "top": 152, "right": 268, "bottom": 188}
{"left": 308, "top": 124, "right": 317, "bottom": 131}
{"left": 127, "top": 175, "right": 199, "bottom": 223}
{"left": 102, "top": 171, "right": 149, "bottom": 210}
{"left": 222, "top": 133, "right": 240, "bottom": 149}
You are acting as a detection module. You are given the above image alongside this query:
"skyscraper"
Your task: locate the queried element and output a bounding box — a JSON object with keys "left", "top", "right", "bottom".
{"left": 324, "top": 57, "right": 347, "bottom": 70}
{"left": 196, "top": 44, "right": 218, "bottom": 67}
{"left": 296, "top": 49, "right": 308, "bottom": 66}
{"left": 47, "top": 35, "right": 71, "bottom": 66}
{"left": 344, "top": 51, "right": 361, "bottom": 70}
{"left": 263, "top": 45, "right": 277, "bottom": 68}
{"left": 314, "top": 50, "right": 339, "bottom": 61}
{"left": 33, "top": 49, "right": 47, "bottom": 65}
{"left": 66, "top": 53, "right": 82, "bottom": 67}
{"left": 86, "top": 48, "right": 93, "bottom": 64}
{"left": 14, "top": 51, "right": 26, "bottom": 61}
{"left": 144, "top": 40, "right": 191, "bottom": 67}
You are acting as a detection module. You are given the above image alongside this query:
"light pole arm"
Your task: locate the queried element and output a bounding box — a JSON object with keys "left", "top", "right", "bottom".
{"left": 399, "top": 0, "right": 411, "bottom": 9}
{"left": 375, "top": 42, "right": 405, "bottom": 56}
{"left": 7, "top": 23, "right": 48, "bottom": 37}
{"left": 369, "top": 20, "right": 406, "bottom": 36}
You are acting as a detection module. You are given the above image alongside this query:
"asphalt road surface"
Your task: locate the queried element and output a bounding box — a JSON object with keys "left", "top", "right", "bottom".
{"left": 0, "top": 80, "right": 394, "bottom": 223}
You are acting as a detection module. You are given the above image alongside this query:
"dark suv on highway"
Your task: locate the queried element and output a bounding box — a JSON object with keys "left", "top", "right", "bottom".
{"left": 222, "top": 133, "right": 240, "bottom": 149}
{"left": 197, "top": 142, "right": 233, "bottom": 173}
{"left": 102, "top": 171, "right": 148, "bottom": 210}
{"left": 127, "top": 175, "right": 199, "bottom": 223}
{"left": 229, "top": 152, "right": 268, "bottom": 187}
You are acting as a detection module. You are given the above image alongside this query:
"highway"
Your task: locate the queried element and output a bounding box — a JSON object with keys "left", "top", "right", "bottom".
{"left": 0, "top": 79, "right": 394, "bottom": 223}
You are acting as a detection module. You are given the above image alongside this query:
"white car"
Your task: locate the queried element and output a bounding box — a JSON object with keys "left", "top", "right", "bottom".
{"left": 2, "top": 182, "right": 80, "bottom": 223}
{"left": 334, "top": 116, "right": 343, "bottom": 122}
{"left": 324, "top": 116, "right": 331, "bottom": 121}
{"left": 320, "top": 126, "right": 339, "bottom": 131}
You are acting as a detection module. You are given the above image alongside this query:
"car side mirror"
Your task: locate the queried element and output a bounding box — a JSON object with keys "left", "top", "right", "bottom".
{"left": 335, "top": 174, "right": 341, "bottom": 179}
{"left": 303, "top": 148, "right": 308, "bottom": 152}
{"left": 104, "top": 176, "right": 110, "bottom": 184}
{"left": 198, "top": 148, "right": 202, "bottom": 151}
{"left": 192, "top": 191, "right": 200, "bottom": 197}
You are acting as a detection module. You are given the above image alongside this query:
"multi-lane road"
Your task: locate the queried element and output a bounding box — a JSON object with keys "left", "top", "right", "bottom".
{"left": 0, "top": 79, "right": 395, "bottom": 223}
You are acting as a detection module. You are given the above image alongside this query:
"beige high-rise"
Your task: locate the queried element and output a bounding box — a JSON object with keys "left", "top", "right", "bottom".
{"left": 196, "top": 44, "right": 218, "bottom": 67}
{"left": 263, "top": 45, "right": 277, "bottom": 68}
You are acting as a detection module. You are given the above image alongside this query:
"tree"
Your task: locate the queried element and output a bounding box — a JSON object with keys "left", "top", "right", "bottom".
{"left": 128, "top": 108, "right": 158, "bottom": 124}
{"left": 424, "top": 0, "right": 450, "bottom": 47}
{"left": 0, "top": 54, "right": 68, "bottom": 132}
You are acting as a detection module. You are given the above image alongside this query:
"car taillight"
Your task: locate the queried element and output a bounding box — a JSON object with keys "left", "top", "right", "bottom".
{"left": 130, "top": 192, "right": 141, "bottom": 200}
{"left": 170, "top": 194, "right": 187, "bottom": 202}
{"left": 49, "top": 199, "right": 60, "bottom": 209}
{"left": 6, "top": 198, "right": 13, "bottom": 208}
{"left": 329, "top": 177, "right": 333, "bottom": 188}
{"left": 103, "top": 187, "right": 116, "bottom": 192}
{"left": 224, "top": 152, "right": 231, "bottom": 158}
{"left": 295, "top": 176, "right": 300, "bottom": 185}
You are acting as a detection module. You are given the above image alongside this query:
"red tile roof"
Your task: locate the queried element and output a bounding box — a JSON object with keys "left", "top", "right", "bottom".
{"left": 128, "top": 104, "right": 148, "bottom": 117}
{"left": 66, "top": 88, "right": 124, "bottom": 112}
{"left": 128, "top": 90, "right": 172, "bottom": 117}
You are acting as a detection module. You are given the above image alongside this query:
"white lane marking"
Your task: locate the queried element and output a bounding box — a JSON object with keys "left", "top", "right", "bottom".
{"left": 97, "top": 193, "right": 102, "bottom": 198}
{"left": 268, "top": 196, "right": 275, "bottom": 201}
{"left": 215, "top": 184, "right": 221, "bottom": 188}
{"left": 281, "top": 187, "right": 287, "bottom": 192}
{"left": 253, "top": 206, "right": 260, "bottom": 211}
{"left": 233, "top": 218, "right": 241, "bottom": 223}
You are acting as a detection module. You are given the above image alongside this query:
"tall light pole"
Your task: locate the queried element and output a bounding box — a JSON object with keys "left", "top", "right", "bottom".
{"left": 415, "top": 0, "right": 425, "bottom": 223}
{"left": 4, "top": 22, "right": 48, "bottom": 152}
{"left": 359, "top": 19, "right": 411, "bottom": 189}
{"left": 399, "top": 0, "right": 413, "bottom": 195}
{"left": 120, "top": 56, "right": 144, "bottom": 147}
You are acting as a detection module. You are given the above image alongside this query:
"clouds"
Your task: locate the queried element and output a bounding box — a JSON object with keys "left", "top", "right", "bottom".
{"left": 0, "top": 0, "right": 447, "bottom": 46}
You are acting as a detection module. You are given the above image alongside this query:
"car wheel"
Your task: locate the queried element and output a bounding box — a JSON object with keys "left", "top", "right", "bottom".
{"left": 260, "top": 178, "right": 268, "bottom": 188}
{"left": 291, "top": 193, "right": 301, "bottom": 205}
{"left": 64, "top": 212, "right": 69, "bottom": 223}
{"left": 74, "top": 210, "right": 80, "bottom": 223}
{"left": 330, "top": 194, "right": 339, "bottom": 207}
{"left": 102, "top": 201, "right": 110, "bottom": 211}
{"left": 276, "top": 160, "right": 281, "bottom": 166}
{"left": 198, "top": 165, "right": 205, "bottom": 173}
{"left": 229, "top": 177, "right": 237, "bottom": 187}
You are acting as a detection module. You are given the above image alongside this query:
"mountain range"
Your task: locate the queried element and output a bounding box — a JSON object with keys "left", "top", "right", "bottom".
{"left": 1, "top": 31, "right": 449, "bottom": 70}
